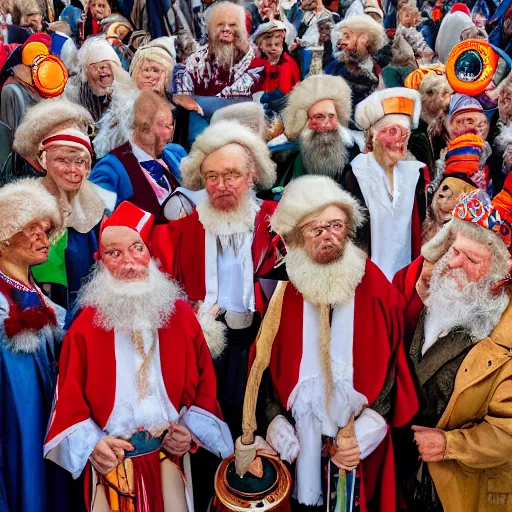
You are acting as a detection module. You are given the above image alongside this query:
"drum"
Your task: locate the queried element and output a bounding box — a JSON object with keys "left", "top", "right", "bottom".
{"left": 213, "top": 455, "right": 292, "bottom": 512}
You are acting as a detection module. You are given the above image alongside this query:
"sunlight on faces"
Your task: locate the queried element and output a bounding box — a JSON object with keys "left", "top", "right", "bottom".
{"left": 100, "top": 226, "right": 151, "bottom": 281}
{"left": 135, "top": 59, "right": 167, "bottom": 92}
{"left": 45, "top": 146, "right": 90, "bottom": 193}
{"left": 1, "top": 220, "right": 53, "bottom": 267}
{"left": 260, "top": 32, "right": 284, "bottom": 65}
{"left": 432, "top": 178, "right": 475, "bottom": 224}
{"left": 202, "top": 143, "right": 254, "bottom": 212}
{"left": 90, "top": 0, "right": 111, "bottom": 21}
{"left": 87, "top": 61, "right": 114, "bottom": 95}
{"left": 444, "top": 233, "right": 492, "bottom": 286}
{"left": 448, "top": 111, "right": 489, "bottom": 140}
{"left": 299, "top": 205, "right": 349, "bottom": 264}
{"left": 373, "top": 123, "right": 410, "bottom": 168}
{"left": 214, "top": 7, "right": 239, "bottom": 44}
{"left": 307, "top": 99, "right": 339, "bottom": 132}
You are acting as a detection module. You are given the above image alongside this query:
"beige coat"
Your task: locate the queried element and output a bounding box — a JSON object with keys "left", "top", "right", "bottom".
{"left": 429, "top": 301, "right": 512, "bottom": 512}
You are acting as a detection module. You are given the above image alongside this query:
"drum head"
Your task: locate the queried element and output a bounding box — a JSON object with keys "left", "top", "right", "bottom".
{"left": 226, "top": 458, "right": 278, "bottom": 497}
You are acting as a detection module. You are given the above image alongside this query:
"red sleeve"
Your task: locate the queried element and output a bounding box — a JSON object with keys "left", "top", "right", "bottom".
{"left": 149, "top": 222, "right": 180, "bottom": 278}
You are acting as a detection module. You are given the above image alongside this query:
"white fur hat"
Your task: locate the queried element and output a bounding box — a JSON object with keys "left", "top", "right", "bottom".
{"left": 77, "top": 36, "right": 122, "bottom": 81}
{"left": 0, "top": 178, "right": 61, "bottom": 241}
{"left": 282, "top": 74, "right": 352, "bottom": 140}
{"left": 354, "top": 87, "right": 421, "bottom": 131}
{"left": 13, "top": 98, "right": 93, "bottom": 162}
{"left": 129, "top": 37, "right": 176, "bottom": 78}
{"left": 332, "top": 14, "right": 388, "bottom": 54}
{"left": 180, "top": 120, "right": 276, "bottom": 190}
{"left": 210, "top": 102, "right": 267, "bottom": 139}
{"left": 271, "top": 175, "right": 365, "bottom": 238}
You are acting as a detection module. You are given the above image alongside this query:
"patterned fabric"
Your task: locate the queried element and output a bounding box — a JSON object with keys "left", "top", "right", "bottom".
{"left": 453, "top": 189, "right": 512, "bottom": 247}
{"left": 172, "top": 44, "right": 263, "bottom": 98}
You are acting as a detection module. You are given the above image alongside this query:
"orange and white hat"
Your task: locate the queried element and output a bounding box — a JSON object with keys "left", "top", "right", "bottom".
{"left": 96, "top": 201, "right": 154, "bottom": 259}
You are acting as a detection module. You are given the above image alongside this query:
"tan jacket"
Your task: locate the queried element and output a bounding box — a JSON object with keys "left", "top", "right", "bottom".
{"left": 429, "top": 301, "right": 512, "bottom": 512}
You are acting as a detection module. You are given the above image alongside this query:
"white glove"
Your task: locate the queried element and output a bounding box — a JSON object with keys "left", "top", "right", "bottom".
{"left": 266, "top": 415, "right": 300, "bottom": 463}
{"left": 234, "top": 436, "right": 277, "bottom": 477}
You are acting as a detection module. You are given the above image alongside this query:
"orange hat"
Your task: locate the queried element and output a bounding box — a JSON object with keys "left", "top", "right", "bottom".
{"left": 443, "top": 134, "right": 484, "bottom": 185}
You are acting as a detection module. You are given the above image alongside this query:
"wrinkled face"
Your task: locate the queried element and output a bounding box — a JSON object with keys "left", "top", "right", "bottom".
{"left": 449, "top": 111, "right": 489, "bottom": 140}
{"left": 2, "top": 220, "right": 53, "bottom": 267}
{"left": 444, "top": 232, "right": 492, "bottom": 285}
{"left": 87, "top": 60, "right": 114, "bottom": 95}
{"left": 498, "top": 90, "right": 512, "bottom": 122}
{"left": 300, "top": 205, "right": 349, "bottom": 264}
{"left": 374, "top": 124, "right": 410, "bottom": 164}
{"left": 45, "top": 146, "right": 90, "bottom": 193}
{"left": 307, "top": 99, "right": 339, "bottom": 133}
{"left": 22, "top": 13, "right": 43, "bottom": 30}
{"left": 432, "top": 178, "right": 476, "bottom": 224}
{"left": 423, "top": 88, "right": 451, "bottom": 118}
{"left": 336, "top": 29, "right": 368, "bottom": 57}
{"left": 202, "top": 143, "right": 254, "bottom": 211}
{"left": 100, "top": 226, "right": 151, "bottom": 281}
{"left": 90, "top": 0, "right": 110, "bottom": 21}
{"left": 260, "top": 33, "right": 284, "bottom": 63}
{"left": 213, "top": 8, "right": 239, "bottom": 44}
{"left": 135, "top": 108, "right": 174, "bottom": 156}
{"left": 135, "top": 58, "right": 167, "bottom": 92}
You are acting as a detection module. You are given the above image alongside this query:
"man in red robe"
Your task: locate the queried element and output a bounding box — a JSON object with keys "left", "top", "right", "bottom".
{"left": 151, "top": 119, "right": 281, "bottom": 437}
{"left": 44, "top": 201, "right": 233, "bottom": 512}
{"left": 235, "top": 175, "right": 419, "bottom": 511}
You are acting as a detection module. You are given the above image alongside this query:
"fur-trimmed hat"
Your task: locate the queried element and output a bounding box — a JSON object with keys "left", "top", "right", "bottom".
{"left": 13, "top": 98, "right": 93, "bottom": 163}
{"left": 271, "top": 175, "right": 365, "bottom": 239}
{"left": 77, "top": 36, "right": 122, "bottom": 82}
{"left": 180, "top": 120, "right": 277, "bottom": 190}
{"left": 0, "top": 178, "right": 61, "bottom": 242}
{"left": 331, "top": 14, "right": 388, "bottom": 54}
{"left": 282, "top": 74, "right": 352, "bottom": 140}
{"left": 355, "top": 87, "right": 421, "bottom": 131}
{"left": 210, "top": 102, "right": 267, "bottom": 139}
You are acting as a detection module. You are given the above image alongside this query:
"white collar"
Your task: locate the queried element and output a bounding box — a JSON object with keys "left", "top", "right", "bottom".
{"left": 130, "top": 140, "right": 157, "bottom": 163}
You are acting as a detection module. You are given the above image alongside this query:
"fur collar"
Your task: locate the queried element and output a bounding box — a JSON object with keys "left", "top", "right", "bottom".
{"left": 196, "top": 191, "right": 261, "bottom": 236}
{"left": 286, "top": 241, "right": 367, "bottom": 306}
{"left": 44, "top": 176, "right": 105, "bottom": 233}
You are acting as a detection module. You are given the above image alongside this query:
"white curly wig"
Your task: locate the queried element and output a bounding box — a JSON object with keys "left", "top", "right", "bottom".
{"left": 331, "top": 14, "right": 388, "bottom": 55}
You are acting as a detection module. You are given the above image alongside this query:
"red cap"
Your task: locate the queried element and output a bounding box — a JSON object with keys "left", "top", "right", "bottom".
{"left": 96, "top": 202, "right": 154, "bottom": 259}
{"left": 451, "top": 3, "right": 470, "bottom": 15}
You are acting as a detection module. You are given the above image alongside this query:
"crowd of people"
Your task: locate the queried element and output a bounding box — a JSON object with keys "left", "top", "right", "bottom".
{"left": 1, "top": 0, "right": 512, "bottom": 511}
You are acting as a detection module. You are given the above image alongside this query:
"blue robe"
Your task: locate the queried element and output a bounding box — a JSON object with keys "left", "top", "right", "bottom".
{"left": 0, "top": 277, "right": 73, "bottom": 512}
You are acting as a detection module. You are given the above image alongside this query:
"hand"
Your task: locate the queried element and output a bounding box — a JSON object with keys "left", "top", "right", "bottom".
{"left": 331, "top": 432, "right": 360, "bottom": 471}
{"left": 163, "top": 424, "right": 192, "bottom": 456}
{"left": 289, "top": 39, "right": 301, "bottom": 52}
{"left": 89, "top": 436, "right": 134, "bottom": 475}
{"left": 416, "top": 260, "right": 434, "bottom": 304}
{"left": 266, "top": 415, "right": 300, "bottom": 463}
{"left": 412, "top": 425, "right": 447, "bottom": 462}
{"left": 235, "top": 435, "right": 277, "bottom": 477}
{"left": 173, "top": 95, "right": 204, "bottom": 116}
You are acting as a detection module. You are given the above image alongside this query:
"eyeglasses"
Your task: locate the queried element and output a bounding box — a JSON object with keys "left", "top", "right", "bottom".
{"left": 203, "top": 170, "right": 245, "bottom": 183}
{"left": 301, "top": 220, "right": 346, "bottom": 239}
{"left": 50, "top": 156, "right": 89, "bottom": 169}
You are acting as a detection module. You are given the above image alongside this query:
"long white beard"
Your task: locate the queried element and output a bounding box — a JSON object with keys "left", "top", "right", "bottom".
{"left": 78, "top": 260, "right": 183, "bottom": 332}
{"left": 286, "top": 241, "right": 367, "bottom": 306}
{"left": 425, "top": 254, "right": 510, "bottom": 344}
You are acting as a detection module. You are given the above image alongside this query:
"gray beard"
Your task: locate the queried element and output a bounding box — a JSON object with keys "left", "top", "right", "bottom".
{"left": 209, "top": 40, "right": 238, "bottom": 69}
{"left": 425, "top": 255, "right": 509, "bottom": 343}
{"left": 299, "top": 127, "right": 348, "bottom": 179}
{"left": 78, "top": 260, "right": 183, "bottom": 332}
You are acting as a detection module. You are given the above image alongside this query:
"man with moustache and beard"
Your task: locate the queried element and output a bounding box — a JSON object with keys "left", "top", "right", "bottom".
{"left": 272, "top": 74, "right": 358, "bottom": 188}
{"left": 172, "top": 1, "right": 264, "bottom": 143}
{"left": 343, "top": 87, "right": 428, "bottom": 281}
{"left": 150, "top": 120, "right": 280, "bottom": 438}
{"left": 44, "top": 201, "right": 233, "bottom": 512}
{"left": 235, "top": 175, "right": 418, "bottom": 511}
{"left": 398, "top": 187, "right": 512, "bottom": 512}
{"left": 325, "top": 14, "right": 388, "bottom": 111}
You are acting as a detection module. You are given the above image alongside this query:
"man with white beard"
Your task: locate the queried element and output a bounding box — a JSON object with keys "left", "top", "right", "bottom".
{"left": 44, "top": 201, "right": 233, "bottom": 512}
{"left": 172, "top": 1, "right": 264, "bottom": 143}
{"left": 399, "top": 188, "right": 512, "bottom": 512}
{"left": 275, "top": 74, "right": 358, "bottom": 186}
{"left": 235, "top": 175, "right": 419, "bottom": 511}
{"left": 150, "top": 120, "right": 280, "bottom": 437}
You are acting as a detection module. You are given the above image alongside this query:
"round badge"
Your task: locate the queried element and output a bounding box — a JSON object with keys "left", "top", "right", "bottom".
{"left": 446, "top": 39, "right": 499, "bottom": 96}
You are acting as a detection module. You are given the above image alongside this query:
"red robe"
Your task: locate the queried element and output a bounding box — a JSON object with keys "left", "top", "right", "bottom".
{"left": 267, "top": 261, "right": 419, "bottom": 512}
{"left": 150, "top": 201, "right": 281, "bottom": 314}
{"left": 44, "top": 300, "right": 221, "bottom": 508}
